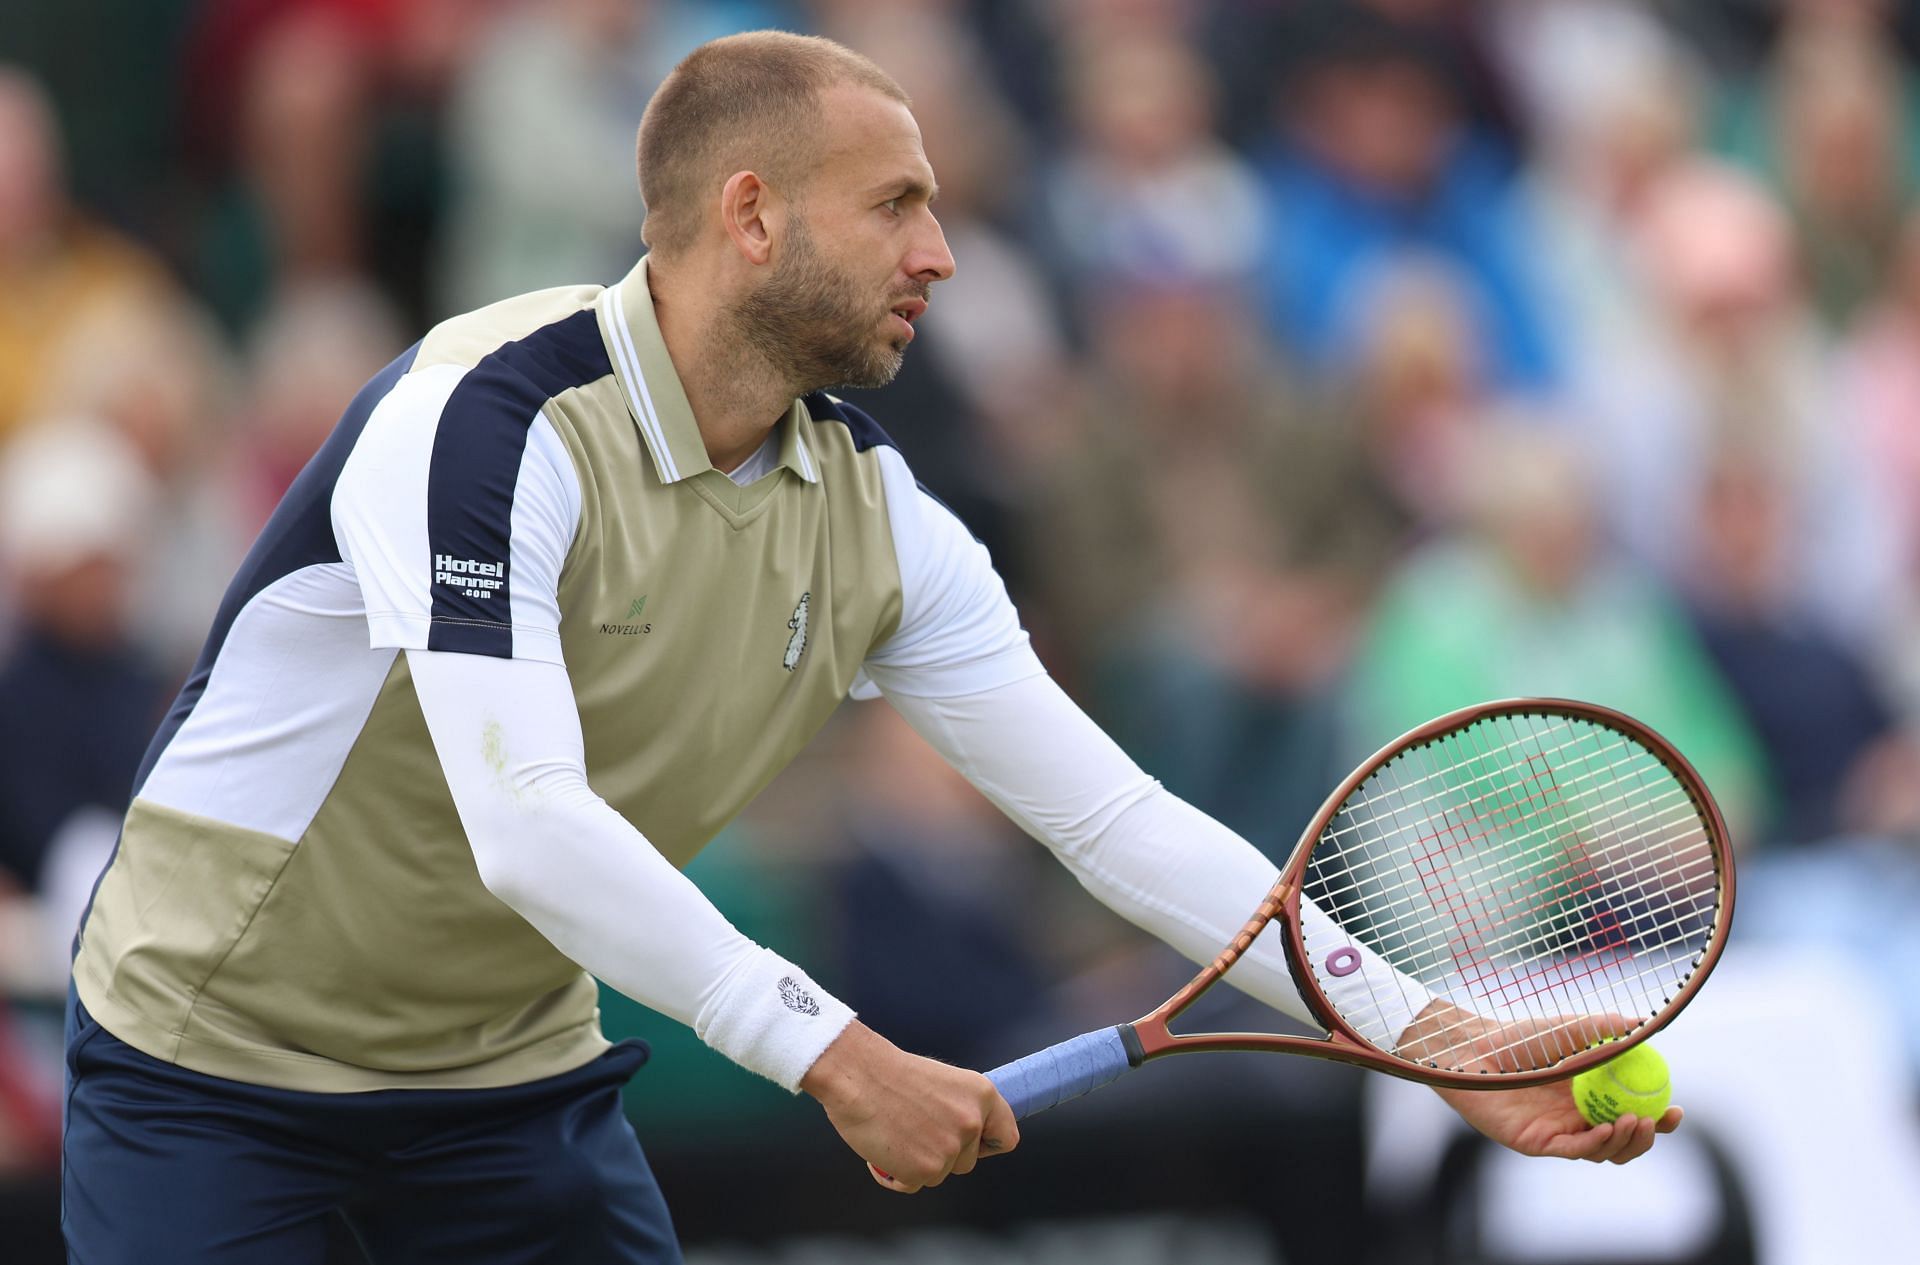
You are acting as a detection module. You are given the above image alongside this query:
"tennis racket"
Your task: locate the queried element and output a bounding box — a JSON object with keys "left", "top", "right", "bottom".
{"left": 986, "top": 698, "right": 1734, "bottom": 1118}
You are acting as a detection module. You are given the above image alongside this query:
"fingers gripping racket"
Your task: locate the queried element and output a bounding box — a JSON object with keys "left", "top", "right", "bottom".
{"left": 987, "top": 699, "right": 1735, "bottom": 1118}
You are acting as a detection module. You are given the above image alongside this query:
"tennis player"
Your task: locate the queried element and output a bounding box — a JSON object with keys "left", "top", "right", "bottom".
{"left": 62, "top": 32, "right": 1679, "bottom": 1264}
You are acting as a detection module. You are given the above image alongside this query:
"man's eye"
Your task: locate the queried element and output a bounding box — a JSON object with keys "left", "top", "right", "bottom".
{"left": 881, "top": 198, "right": 902, "bottom": 215}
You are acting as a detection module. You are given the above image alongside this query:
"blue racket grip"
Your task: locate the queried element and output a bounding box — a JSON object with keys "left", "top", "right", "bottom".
{"left": 987, "top": 1025, "right": 1141, "bottom": 1120}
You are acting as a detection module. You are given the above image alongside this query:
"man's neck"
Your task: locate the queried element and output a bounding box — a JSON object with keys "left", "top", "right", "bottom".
{"left": 648, "top": 256, "right": 796, "bottom": 474}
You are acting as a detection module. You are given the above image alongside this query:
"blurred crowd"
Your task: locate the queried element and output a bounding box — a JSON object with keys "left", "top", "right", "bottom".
{"left": 4, "top": 0, "right": 1920, "bottom": 1257}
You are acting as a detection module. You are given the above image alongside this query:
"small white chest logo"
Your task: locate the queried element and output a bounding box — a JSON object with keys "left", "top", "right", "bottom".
{"left": 783, "top": 591, "right": 810, "bottom": 672}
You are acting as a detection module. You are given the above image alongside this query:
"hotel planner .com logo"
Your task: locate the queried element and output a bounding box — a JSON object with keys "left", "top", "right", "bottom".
{"left": 435, "top": 554, "right": 506, "bottom": 600}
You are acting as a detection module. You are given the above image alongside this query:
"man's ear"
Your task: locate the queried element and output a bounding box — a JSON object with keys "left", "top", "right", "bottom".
{"left": 719, "top": 170, "right": 780, "bottom": 266}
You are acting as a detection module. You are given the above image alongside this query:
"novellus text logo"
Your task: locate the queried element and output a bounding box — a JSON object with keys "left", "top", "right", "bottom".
{"left": 435, "top": 553, "right": 506, "bottom": 600}
{"left": 600, "top": 594, "right": 652, "bottom": 637}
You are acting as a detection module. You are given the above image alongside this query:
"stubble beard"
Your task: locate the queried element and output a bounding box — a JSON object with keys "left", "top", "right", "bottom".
{"left": 726, "top": 216, "right": 914, "bottom": 394}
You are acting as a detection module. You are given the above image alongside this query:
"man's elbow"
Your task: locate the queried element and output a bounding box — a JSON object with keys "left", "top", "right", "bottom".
{"left": 470, "top": 832, "right": 538, "bottom": 907}
{"left": 463, "top": 784, "right": 599, "bottom": 909}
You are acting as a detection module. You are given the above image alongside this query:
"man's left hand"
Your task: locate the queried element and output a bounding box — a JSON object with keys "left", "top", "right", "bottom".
{"left": 1434, "top": 1077, "right": 1682, "bottom": 1164}
{"left": 1399, "top": 1000, "right": 1683, "bottom": 1163}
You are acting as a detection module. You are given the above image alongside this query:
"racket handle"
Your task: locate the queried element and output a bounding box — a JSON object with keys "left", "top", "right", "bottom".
{"left": 986, "top": 1025, "right": 1140, "bottom": 1120}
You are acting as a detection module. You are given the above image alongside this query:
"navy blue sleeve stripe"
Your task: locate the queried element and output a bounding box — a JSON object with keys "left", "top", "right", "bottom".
{"left": 425, "top": 308, "right": 611, "bottom": 658}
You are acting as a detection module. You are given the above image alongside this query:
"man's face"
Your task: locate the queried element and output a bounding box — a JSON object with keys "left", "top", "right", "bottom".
{"left": 727, "top": 84, "right": 955, "bottom": 392}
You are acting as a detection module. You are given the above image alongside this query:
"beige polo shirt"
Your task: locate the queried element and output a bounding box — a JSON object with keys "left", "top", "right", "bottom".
{"left": 74, "top": 257, "right": 1041, "bottom": 1092}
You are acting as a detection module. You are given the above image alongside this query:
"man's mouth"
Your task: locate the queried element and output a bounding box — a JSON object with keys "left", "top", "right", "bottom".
{"left": 888, "top": 297, "right": 927, "bottom": 340}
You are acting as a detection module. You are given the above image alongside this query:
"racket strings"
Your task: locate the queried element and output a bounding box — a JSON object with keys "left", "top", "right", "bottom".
{"left": 1329, "top": 733, "right": 1645, "bottom": 1067}
{"left": 1409, "top": 724, "right": 1713, "bottom": 1067}
{"left": 1320, "top": 722, "right": 1674, "bottom": 858}
{"left": 1315, "top": 741, "right": 1712, "bottom": 969}
{"left": 1321, "top": 788, "right": 1714, "bottom": 974}
{"left": 1331, "top": 735, "right": 1710, "bottom": 977}
{"left": 1444, "top": 714, "right": 1714, "bottom": 1040}
{"left": 1332, "top": 850, "right": 1714, "bottom": 986}
{"left": 1307, "top": 760, "right": 1704, "bottom": 934}
{"left": 1373, "top": 716, "right": 1711, "bottom": 1068}
{"left": 1299, "top": 713, "right": 1719, "bottom": 1074}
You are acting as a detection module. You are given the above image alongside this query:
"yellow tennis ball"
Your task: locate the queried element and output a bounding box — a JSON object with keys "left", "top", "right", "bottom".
{"left": 1572, "top": 1040, "right": 1671, "bottom": 1126}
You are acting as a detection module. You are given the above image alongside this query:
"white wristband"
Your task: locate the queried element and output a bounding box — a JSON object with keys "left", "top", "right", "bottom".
{"left": 694, "top": 946, "right": 856, "bottom": 1091}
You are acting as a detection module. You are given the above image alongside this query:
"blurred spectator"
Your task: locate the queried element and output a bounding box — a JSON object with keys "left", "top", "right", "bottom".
{"left": 1341, "top": 422, "right": 1768, "bottom": 838}
{"left": 0, "top": 417, "right": 172, "bottom": 1244}
{"left": 0, "top": 986, "right": 59, "bottom": 1263}
{"left": 1216, "top": 0, "right": 1526, "bottom": 153}
{"left": 33, "top": 290, "right": 247, "bottom": 674}
{"left": 1042, "top": 0, "right": 1207, "bottom": 47}
{"left": 181, "top": 0, "right": 508, "bottom": 327}
{"left": 0, "top": 1010, "right": 58, "bottom": 1175}
{"left": 189, "top": 6, "right": 377, "bottom": 328}
{"left": 1031, "top": 278, "right": 1406, "bottom": 851}
{"left": 1671, "top": 0, "right": 1920, "bottom": 73}
{"left": 1567, "top": 159, "right": 1903, "bottom": 650}
{"left": 438, "top": 0, "right": 793, "bottom": 315}
{"left": 1256, "top": 1, "right": 1558, "bottom": 391}
{"left": 0, "top": 420, "right": 170, "bottom": 988}
{"left": 233, "top": 278, "right": 407, "bottom": 532}
{"left": 1501, "top": 2, "right": 1707, "bottom": 357}
{"left": 843, "top": 0, "right": 1056, "bottom": 127}
{"left": 1494, "top": 0, "right": 1702, "bottom": 159}
{"left": 1838, "top": 208, "right": 1920, "bottom": 712}
{"left": 0, "top": 0, "right": 197, "bottom": 243}
{"left": 1684, "top": 445, "right": 1919, "bottom": 846}
{"left": 1713, "top": 22, "right": 1918, "bottom": 328}
{"left": 1364, "top": 0, "right": 1527, "bottom": 135}
{"left": 1340, "top": 255, "right": 1500, "bottom": 528}
{"left": 0, "top": 67, "right": 172, "bottom": 448}
{"left": 1041, "top": 31, "right": 1268, "bottom": 320}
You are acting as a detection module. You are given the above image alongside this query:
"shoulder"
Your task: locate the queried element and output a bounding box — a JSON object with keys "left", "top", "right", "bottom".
{"left": 412, "top": 285, "right": 613, "bottom": 396}
{"left": 331, "top": 291, "right": 604, "bottom": 537}
{"left": 801, "top": 392, "right": 899, "bottom": 456}
{"left": 798, "top": 393, "right": 912, "bottom": 520}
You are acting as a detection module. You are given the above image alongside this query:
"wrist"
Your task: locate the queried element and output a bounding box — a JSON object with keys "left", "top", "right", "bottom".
{"left": 1395, "top": 998, "right": 1479, "bottom": 1064}
{"left": 693, "top": 947, "right": 856, "bottom": 1091}
{"left": 799, "top": 1019, "right": 881, "bottom": 1108}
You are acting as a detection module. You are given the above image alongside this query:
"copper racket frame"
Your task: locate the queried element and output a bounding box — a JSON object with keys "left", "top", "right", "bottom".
{"left": 1112, "top": 697, "right": 1736, "bottom": 1091}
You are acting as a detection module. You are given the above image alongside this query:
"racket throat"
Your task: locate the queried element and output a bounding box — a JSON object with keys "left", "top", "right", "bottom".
{"left": 1116, "top": 1022, "right": 1147, "bottom": 1068}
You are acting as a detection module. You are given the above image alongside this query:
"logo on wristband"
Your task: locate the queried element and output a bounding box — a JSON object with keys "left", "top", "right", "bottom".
{"left": 778, "top": 976, "right": 821, "bottom": 1016}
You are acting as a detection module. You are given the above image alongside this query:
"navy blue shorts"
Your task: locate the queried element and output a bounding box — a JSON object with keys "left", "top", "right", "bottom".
{"left": 62, "top": 997, "right": 682, "bottom": 1264}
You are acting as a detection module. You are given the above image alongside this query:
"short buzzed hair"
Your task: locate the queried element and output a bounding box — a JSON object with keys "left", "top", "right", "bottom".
{"left": 636, "top": 32, "right": 910, "bottom": 257}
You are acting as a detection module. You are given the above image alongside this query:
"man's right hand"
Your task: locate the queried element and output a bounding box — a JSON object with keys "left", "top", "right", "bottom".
{"left": 799, "top": 1021, "right": 1019, "bottom": 1192}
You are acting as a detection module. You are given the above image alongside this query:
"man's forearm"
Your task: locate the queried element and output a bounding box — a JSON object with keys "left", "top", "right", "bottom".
{"left": 874, "top": 672, "right": 1430, "bottom": 1036}
{"left": 409, "top": 648, "right": 854, "bottom": 1089}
